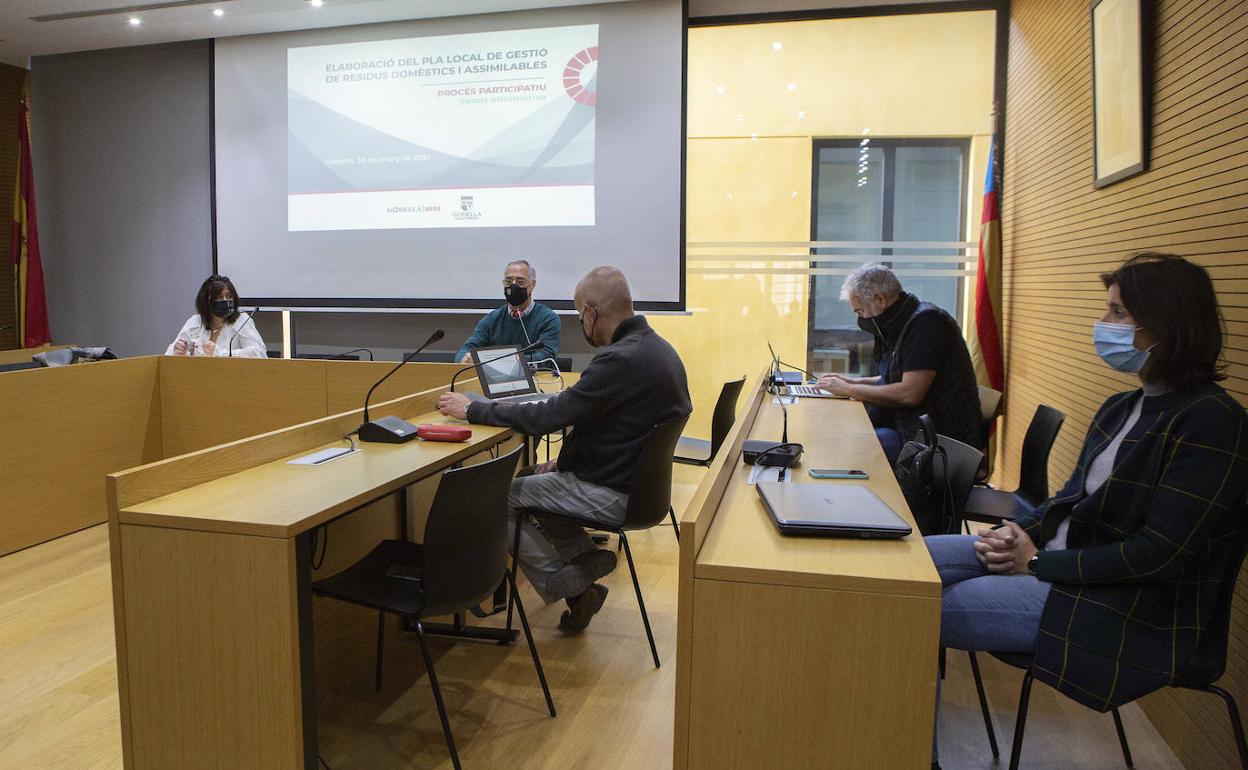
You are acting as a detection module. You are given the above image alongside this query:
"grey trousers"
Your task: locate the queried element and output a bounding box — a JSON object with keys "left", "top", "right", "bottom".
{"left": 507, "top": 470, "right": 629, "bottom": 603}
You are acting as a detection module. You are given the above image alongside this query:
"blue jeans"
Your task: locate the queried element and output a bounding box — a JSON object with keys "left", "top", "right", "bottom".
{"left": 926, "top": 534, "right": 1051, "bottom": 652}
{"left": 926, "top": 535, "right": 1051, "bottom": 762}
{"left": 876, "top": 427, "right": 903, "bottom": 465}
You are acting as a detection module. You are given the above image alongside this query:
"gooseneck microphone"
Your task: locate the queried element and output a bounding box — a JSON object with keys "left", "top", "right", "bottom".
{"left": 449, "top": 340, "right": 543, "bottom": 393}
{"left": 357, "top": 329, "right": 445, "bottom": 443}
{"left": 228, "top": 307, "right": 261, "bottom": 357}
{"left": 327, "top": 348, "right": 375, "bottom": 361}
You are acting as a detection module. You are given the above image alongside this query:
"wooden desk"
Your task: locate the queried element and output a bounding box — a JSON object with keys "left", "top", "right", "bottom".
{"left": 107, "top": 385, "right": 510, "bottom": 770}
{"left": 673, "top": 372, "right": 941, "bottom": 769}
{"left": 0, "top": 355, "right": 468, "bottom": 555}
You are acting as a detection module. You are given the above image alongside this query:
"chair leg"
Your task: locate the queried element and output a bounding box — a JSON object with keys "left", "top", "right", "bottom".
{"left": 967, "top": 651, "right": 1000, "bottom": 759}
{"left": 508, "top": 569, "right": 556, "bottom": 718}
{"left": 668, "top": 506, "right": 681, "bottom": 542}
{"left": 374, "top": 610, "right": 385, "bottom": 691}
{"left": 1202, "top": 685, "right": 1248, "bottom": 769}
{"left": 619, "top": 533, "right": 660, "bottom": 668}
{"left": 505, "top": 515, "right": 523, "bottom": 639}
{"left": 413, "top": 618, "right": 461, "bottom": 770}
{"left": 1111, "top": 707, "right": 1133, "bottom": 767}
{"left": 1007, "top": 669, "right": 1034, "bottom": 770}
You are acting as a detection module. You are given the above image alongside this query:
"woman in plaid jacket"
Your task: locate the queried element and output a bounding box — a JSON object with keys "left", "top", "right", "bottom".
{"left": 927, "top": 253, "right": 1248, "bottom": 767}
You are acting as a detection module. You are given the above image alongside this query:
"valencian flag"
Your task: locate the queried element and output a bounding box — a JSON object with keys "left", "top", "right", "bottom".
{"left": 972, "top": 138, "right": 1004, "bottom": 393}
{"left": 11, "top": 75, "right": 50, "bottom": 348}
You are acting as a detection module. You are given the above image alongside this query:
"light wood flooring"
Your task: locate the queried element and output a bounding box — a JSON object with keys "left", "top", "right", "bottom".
{"left": 0, "top": 469, "right": 1187, "bottom": 769}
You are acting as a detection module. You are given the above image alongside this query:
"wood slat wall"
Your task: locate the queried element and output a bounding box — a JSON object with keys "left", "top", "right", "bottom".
{"left": 0, "top": 65, "right": 25, "bottom": 351}
{"left": 1001, "top": 1, "right": 1248, "bottom": 766}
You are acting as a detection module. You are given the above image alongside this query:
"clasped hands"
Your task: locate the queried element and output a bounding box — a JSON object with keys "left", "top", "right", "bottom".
{"left": 974, "top": 521, "right": 1039, "bottom": 575}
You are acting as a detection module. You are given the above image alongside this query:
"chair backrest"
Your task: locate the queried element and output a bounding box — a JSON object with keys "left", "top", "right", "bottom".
{"left": 1017, "top": 405, "right": 1066, "bottom": 505}
{"left": 976, "top": 386, "right": 1004, "bottom": 481}
{"left": 1179, "top": 498, "right": 1248, "bottom": 685}
{"left": 977, "top": 386, "right": 1003, "bottom": 442}
{"left": 708, "top": 377, "right": 747, "bottom": 457}
{"left": 935, "top": 434, "right": 985, "bottom": 534}
{"left": 624, "top": 415, "right": 691, "bottom": 530}
{"left": 420, "top": 447, "right": 523, "bottom": 614}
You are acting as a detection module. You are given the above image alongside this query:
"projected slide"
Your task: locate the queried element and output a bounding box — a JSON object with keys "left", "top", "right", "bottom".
{"left": 287, "top": 25, "right": 599, "bottom": 232}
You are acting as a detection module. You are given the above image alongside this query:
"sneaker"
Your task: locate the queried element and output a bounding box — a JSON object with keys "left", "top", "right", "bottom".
{"left": 559, "top": 584, "right": 608, "bottom": 633}
{"left": 545, "top": 549, "right": 618, "bottom": 600}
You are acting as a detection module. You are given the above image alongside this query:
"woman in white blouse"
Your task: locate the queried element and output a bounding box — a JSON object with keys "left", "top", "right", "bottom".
{"left": 165, "top": 275, "right": 267, "bottom": 358}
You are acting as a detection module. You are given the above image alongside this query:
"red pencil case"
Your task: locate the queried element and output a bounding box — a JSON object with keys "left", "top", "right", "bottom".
{"left": 416, "top": 424, "right": 472, "bottom": 442}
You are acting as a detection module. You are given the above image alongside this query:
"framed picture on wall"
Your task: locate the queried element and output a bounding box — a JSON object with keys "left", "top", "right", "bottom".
{"left": 1091, "top": 0, "right": 1151, "bottom": 188}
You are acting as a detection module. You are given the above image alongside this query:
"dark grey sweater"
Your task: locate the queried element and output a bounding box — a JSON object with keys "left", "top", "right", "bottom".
{"left": 466, "top": 316, "right": 691, "bottom": 492}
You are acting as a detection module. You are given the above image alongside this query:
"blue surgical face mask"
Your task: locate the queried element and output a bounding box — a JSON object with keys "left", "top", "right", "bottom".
{"left": 1093, "top": 321, "right": 1151, "bottom": 373}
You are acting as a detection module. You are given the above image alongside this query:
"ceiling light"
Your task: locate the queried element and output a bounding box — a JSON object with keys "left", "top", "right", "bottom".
{"left": 861, "top": 128, "right": 871, "bottom": 135}
{"left": 772, "top": 41, "right": 783, "bottom": 51}
{"left": 787, "top": 82, "right": 797, "bottom": 91}
{"left": 309, "top": 0, "right": 324, "bottom": 7}
{"left": 213, "top": 8, "right": 225, "bottom": 16}
{"left": 797, "top": 111, "right": 806, "bottom": 119}
{"left": 128, "top": 16, "right": 141, "bottom": 26}
{"left": 715, "top": 85, "right": 726, "bottom": 96}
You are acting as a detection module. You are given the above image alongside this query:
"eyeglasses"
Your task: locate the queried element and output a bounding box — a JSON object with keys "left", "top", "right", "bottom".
{"left": 503, "top": 277, "right": 531, "bottom": 288}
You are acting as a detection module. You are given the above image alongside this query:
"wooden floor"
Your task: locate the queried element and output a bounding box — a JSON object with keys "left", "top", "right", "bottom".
{"left": 0, "top": 468, "right": 1186, "bottom": 769}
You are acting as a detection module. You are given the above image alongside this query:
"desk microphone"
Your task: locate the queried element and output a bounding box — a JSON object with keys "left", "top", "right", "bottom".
{"left": 327, "top": 348, "right": 375, "bottom": 361}
{"left": 357, "top": 329, "right": 445, "bottom": 443}
{"left": 228, "top": 307, "right": 261, "bottom": 357}
{"left": 743, "top": 355, "right": 804, "bottom": 468}
{"left": 449, "top": 341, "right": 543, "bottom": 393}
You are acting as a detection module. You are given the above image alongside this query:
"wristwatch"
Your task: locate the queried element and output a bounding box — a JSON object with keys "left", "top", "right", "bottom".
{"left": 1027, "top": 554, "right": 1040, "bottom": 575}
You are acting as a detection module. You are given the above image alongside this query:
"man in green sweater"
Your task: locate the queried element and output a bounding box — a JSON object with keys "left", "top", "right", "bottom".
{"left": 456, "top": 259, "right": 562, "bottom": 365}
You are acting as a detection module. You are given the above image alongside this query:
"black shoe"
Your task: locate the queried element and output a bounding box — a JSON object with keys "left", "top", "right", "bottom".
{"left": 545, "top": 549, "right": 618, "bottom": 599}
{"left": 559, "top": 584, "right": 608, "bottom": 633}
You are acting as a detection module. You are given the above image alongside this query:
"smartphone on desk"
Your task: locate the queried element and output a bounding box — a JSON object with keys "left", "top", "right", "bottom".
{"left": 808, "top": 468, "right": 870, "bottom": 480}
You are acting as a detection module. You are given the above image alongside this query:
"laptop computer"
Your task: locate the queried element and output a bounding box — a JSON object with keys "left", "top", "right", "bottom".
{"left": 755, "top": 482, "right": 912, "bottom": 539}
{"left": 469, "top": 346, "right": 559, "bottom": 404}
{"left": 766, "top": 340, "right": 803, "bottom": 385}
{"left": 785, "top": 383, "right": 848, "bottom": 399}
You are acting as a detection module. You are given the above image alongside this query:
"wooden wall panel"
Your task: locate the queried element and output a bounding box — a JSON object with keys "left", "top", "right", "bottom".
{"left": 0, "top": 358, "right": 160, "bottom": 556}
{"left": 1002, "top": 1, "right": 1247, "bottom": 766}
{"left": 158, "top": 356, "right": 327, "bottom": 457}
{"left": 0, "top": 65, "right": 26, "bottom": 351}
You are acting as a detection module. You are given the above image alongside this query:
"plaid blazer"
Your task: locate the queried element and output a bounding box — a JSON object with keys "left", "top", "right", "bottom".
{"left": 1016, "top": 382, "right": 1248, "bottom": 712}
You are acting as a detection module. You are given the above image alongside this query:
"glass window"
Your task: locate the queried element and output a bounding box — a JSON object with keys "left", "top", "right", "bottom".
{"left": 808, "top": 139, "right": 967, "bottom": 375}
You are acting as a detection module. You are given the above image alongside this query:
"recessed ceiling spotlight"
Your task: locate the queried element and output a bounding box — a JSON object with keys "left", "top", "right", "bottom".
{"left": 772, "top": 41, "right": 783, "bottom": 51}
{"left": 213, "top": 8, "right": 225, "bottom": 16}
{"left": 308, "top": 0, "right": 324, "bottom": 6}
{"left": 787, "top": 82, "right": 797, "bottom": 91}
{"left": 715, "top": 85, "right": 726, "bottom": 96}
{"left": 128, "top": 17, "right": 141, "bottom": 26}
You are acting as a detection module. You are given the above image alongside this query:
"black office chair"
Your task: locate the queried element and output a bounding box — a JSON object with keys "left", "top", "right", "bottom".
{"left": 963, "top": 404, "right": 1065, "bottom": 526}
{"left": 312, "top": 447, "right": 554, "bottom": 770}
{"left": 976, "top": 385, "right": 1003, "bottom": 482}
{"left": 512, "top": 415, "right": 689, "bottom": 668}
{"left": 934, "top": 434, "right": 984, "bottom": 535}
{"left": 972, "top": 508, "right": 1248, "bottom": 770}
{"left": 673, "top": 377, "right": 746, "bottom": 466}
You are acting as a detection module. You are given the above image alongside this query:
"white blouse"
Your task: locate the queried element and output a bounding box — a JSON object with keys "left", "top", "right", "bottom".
{"left": 165, "top": 313, "right": 267, "bottom": 358}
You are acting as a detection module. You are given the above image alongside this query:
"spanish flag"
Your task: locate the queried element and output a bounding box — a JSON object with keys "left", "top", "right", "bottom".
{"left": 973, "top": 138, "right": 1004, "bottom": 393}
{"left": 11, "top": 75, "right": 50, "bottom": 348}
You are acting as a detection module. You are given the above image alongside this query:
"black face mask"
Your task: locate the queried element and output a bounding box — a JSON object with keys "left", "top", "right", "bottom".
{"left": 580, "top": 309, "right": 598, "bottom": 348}
{"left": 856, "top": 315, "right": 879, "bottom": 335}
{"left": 211, "top": 299, "right": 236, "bottom": 319}
{"left": 504, "top": 284, "right": 528, "bottom": 307}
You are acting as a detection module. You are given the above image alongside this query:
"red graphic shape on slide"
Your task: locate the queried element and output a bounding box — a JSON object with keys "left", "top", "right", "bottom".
{"left": 563, "top": 46, "right": 598, "bottom": 106}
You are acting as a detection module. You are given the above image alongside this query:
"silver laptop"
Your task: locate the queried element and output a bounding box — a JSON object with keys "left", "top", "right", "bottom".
{"left": 785, "top": 383, "right": 848, "bottom": 399}
{"left": 755, "top": 482, "right": 912, "bottom": 539}
{"left": 469, "top": 346, "right": 558, "bottom": 404}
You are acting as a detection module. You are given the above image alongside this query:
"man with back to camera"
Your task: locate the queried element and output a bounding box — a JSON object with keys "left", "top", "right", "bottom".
{"left": 438, "top": 266, "right": 692, "bottom": 632}
{"left": 816, "top": 262, "right": 980, "bottom": 463}
{"left": 456, "top": 259, "right": 561, "bottom": 366}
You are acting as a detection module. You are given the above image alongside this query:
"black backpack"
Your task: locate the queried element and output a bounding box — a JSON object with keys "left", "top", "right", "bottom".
{"left": 894, "top": 414, "right": 953, "bottom": 535}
